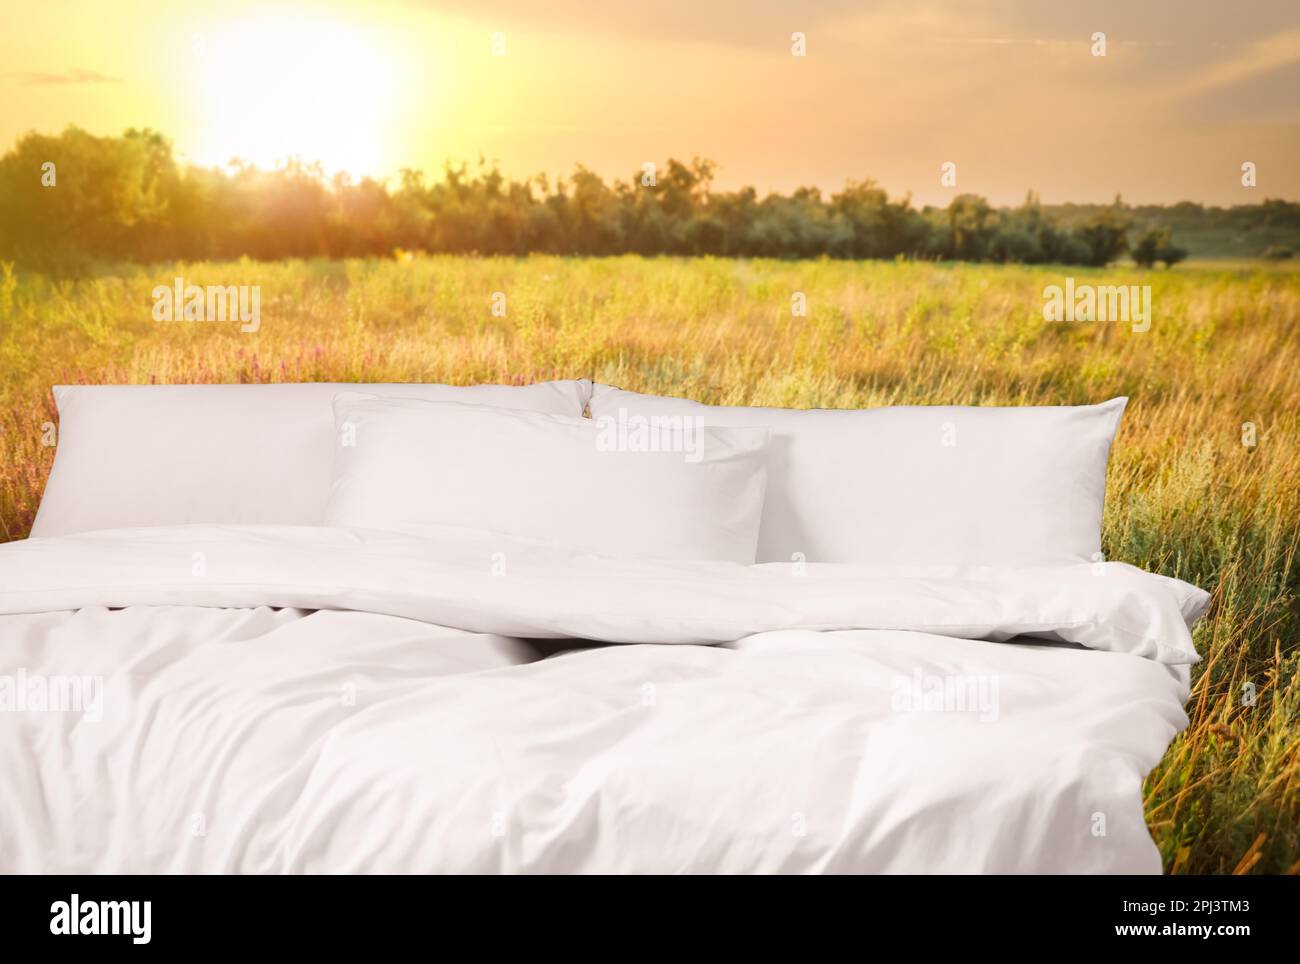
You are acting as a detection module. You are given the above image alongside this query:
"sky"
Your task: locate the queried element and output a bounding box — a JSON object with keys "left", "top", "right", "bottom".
{"left": 1, "top": 0, "right": 1297, "bottom": 206}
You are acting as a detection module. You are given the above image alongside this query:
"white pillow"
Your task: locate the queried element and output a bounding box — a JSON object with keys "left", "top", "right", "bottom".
{"left": 589, "top": 385, "right": 1127, "bottom": 566}
{"left": 325, "top": 394, "right": 771, "bottom": 563}
{"left": 31, "top": 381, "right": 591, "bottom": 537}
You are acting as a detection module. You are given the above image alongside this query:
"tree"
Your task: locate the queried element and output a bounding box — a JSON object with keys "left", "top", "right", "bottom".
{"left": 1131, "top": 228, "right": 1187, "bottom": 269}
{"left": 946, "top": 194, "right": 995, "bottom": 260}
{"left": 1131, "top": 229, "right": 1162, "bottom": 268}
{"left": 0, "top": 126, "right": 1211, "bottom": 270}
{"left": 1072, "top": 204, "right": 1131, "bottom": 267}
{"left": 1158, "top": 242, "right": 1188, "bottom": 268}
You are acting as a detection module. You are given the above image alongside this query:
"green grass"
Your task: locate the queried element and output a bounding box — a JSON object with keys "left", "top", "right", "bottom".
{"left": 1, "top": 254, "right": 1297, "bottom": 873}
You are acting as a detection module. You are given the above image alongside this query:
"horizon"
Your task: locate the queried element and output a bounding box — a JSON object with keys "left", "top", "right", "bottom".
{"left": 9, "top": 123, "right": 1300, "bottom": 212}
{"left": 12, "top": 123, "right": 1300, "bottom": 211}
{"left": 2, "top": 0, "right": 1298, "bottom": 206}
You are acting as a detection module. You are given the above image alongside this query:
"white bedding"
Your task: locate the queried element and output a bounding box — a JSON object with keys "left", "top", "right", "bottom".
{"left": 0, "top": 525, "right": 1204, "bottom": 874}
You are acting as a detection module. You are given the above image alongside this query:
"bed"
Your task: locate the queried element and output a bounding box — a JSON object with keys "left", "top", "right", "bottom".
{"left": 0, "top": 523, "right": 1202, "bottom": 873}
{"left": 0, "top": 380, "right": 1207, "bottom": 873}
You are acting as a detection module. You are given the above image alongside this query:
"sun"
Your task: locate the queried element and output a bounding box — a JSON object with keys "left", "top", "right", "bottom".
{"left": 189, "top": 14, "right": 396, "bottom": 178}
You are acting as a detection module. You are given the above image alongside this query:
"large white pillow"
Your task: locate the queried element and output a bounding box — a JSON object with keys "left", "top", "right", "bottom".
{"left": 325, "top": 394, "right": 771, "bottom": 563}
{"left": 589, "top": 385, "right": 1127, "bottom": 566}
{"left": 31, "top": 381, "right": 591, "bottom": 537}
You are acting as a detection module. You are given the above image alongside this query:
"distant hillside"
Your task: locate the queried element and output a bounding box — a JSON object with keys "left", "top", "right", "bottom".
{"left": 1043, "top": 200, "right": 1300, "bottom": 259}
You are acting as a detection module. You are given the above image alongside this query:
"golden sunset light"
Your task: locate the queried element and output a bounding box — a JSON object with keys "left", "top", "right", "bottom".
{"left": 0, "top": 0, "right": 1298, "bottom": 894}
{"left": 1, "top": 0, "right": 1297, "bottom": 202}
{"left": 187, "top": 14, "right": 400, "bottom": 176}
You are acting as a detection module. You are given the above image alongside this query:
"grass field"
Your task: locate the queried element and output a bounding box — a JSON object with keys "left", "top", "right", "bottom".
{"left": 1, "top": 254, "right": 1297, "bottom": 873}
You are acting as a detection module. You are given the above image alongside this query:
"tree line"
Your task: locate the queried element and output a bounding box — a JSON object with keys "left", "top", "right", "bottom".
{"left": 4, "top": 126, "right": 1293, "bottom": 273}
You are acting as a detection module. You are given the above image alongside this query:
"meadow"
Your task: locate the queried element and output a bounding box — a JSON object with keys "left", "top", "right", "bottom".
{"left": 0, "top": 254, "right": 1296, "bottom": 873}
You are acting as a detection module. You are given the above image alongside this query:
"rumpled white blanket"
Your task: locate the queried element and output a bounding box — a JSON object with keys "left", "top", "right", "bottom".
{"left": 0, "top": 525, "right": 1206, "bottom": 873}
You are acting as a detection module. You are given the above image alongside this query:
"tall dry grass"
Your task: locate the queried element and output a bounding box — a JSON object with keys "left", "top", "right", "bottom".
{"left": 0, "top": 254, "right": 1296, "bottom": 872}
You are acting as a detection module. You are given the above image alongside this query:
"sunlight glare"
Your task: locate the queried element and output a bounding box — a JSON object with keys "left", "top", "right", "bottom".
{"left": 192, "top": 15, "right": 395, "bottom": 177}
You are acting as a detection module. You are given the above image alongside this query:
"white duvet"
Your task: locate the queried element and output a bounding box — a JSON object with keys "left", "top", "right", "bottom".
{"left": 0, "top": 525, "right": 1206, "bottom": 874}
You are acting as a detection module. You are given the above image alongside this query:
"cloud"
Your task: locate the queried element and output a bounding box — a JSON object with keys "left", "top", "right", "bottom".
{"left": 1165, "top": 28, "right": 1300, "bottom": 99}
{"left": 409, "top": 0, "right": 875, "bottom": 46}
{"left": 8, "top": 68, "right": 123, "bottom": 85}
